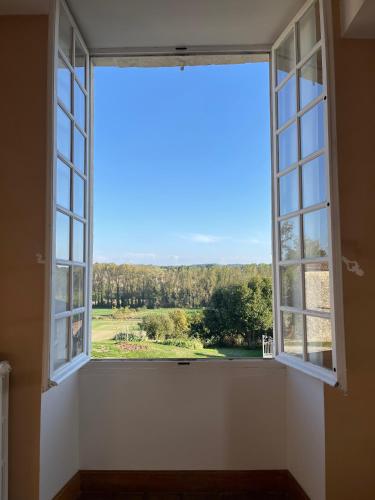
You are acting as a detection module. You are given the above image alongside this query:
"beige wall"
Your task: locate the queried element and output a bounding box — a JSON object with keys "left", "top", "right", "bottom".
{"left": 0, "top": 16, "right": 48, "bottom": 500}
{"left": 324, "top": 2, "right": 375, "bottom": 499}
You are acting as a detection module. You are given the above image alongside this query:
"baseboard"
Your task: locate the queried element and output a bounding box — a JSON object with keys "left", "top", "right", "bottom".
{"left": 54, "top": 470, "right": 309, "bottom": 499}
{"left": 53, "top": 471, "right": 81, "bottom": 500}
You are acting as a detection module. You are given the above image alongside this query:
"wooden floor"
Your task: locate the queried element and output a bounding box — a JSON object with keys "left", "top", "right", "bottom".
{"left": 79, "top": 493, "right": 291, "bottom": 499}
{"left": 55, "top": 471, "right": 307, "bottom": 500}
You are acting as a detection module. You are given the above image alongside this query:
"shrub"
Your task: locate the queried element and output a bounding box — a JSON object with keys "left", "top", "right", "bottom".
{"left": 160, "top": 337, "right": 203, "bottom": 349}
{"left": 139, "top": 313, "right": 175, "bottom": 341}
{"left": 112, "top": 307, "right": 132, "bottom": 320}
{"left": 113, "top": 331, "right": 147, "bottom": 342}
{"left": 168, "top": 309, "right": 189, "bottom": 337}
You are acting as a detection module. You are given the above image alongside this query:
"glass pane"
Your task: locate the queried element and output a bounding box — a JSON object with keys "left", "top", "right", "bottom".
{"left": 56, "top": 211, "right": 70, "bottom": 260}
{"left": 305, "top": 262, "right": 330, "bottom": 312}
{"left": 282, "top": 312, "right": 303, "bottom": 357}
{"left": 73, "top": 220, "right": 84, "bottom": 262}
{"left": 57, "top": 107, "right": 71, "bottom": 160}
{"left": 55, "top": 265, "right": 70, "bottom": 313}
{"left": 280, "top": 265, "right": 302, "bottom": 308}
{"left": 298, "top": 1, "right": 321, "bottom": 61}
{"left": 301, "top": 100, "right": 324, "bottom": 159}
{"left": 54, "top": 317, "right": 69, "bottom": 370}
{"left": 57, "top": 56, "right": 71, "bottom": 111}
{"left": 74, "top": 81, "right": 85, "bottom": 130}
{"left": 73, "top": 267, "right": 84, "bottom": 308}
{"left": 280, "top": 217, "right": 300, "bottom": 261}
{"left": 306, "top": 315, "right": 332, "bottom": 369}
{"left": 56, "top": 159, "right": 71, "bottom": 209}
{"left": 276, "top": 31, "right": 295, "bottom": 85}
{"left": 279, "top": 168, "right": 299, "bottom": 216}
{"left": 278, "top": 122, "right": 297, "bottom": 171}
{"left": 303, "top": 208, "right": 328, "bottom": 258}
{"left": 299, "top": 51, "right": 323, "bottom": 109}
{"left": 277, "top": 76, "right": 296, "bottom": 128}
{"left": 73, "top": 174, "right": 84, "bottom": 217}
{"left": 302, "top": 155, "right": 326, "bottom": 207}
{"left": 74, "top": 127, "right": 85, "bottom": 173}
{"left": 75, "top": 36, "right": 86, "bottom": 87}
{"left": 58, "top": 5, "right": 72, "bottom": 62}
{"left": 72, "top": 313, "right": 84, "bottom": 357}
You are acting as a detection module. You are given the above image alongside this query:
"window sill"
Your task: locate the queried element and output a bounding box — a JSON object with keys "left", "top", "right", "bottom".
{"left": 80, "top": 356, "right": 285, "bottom": 374}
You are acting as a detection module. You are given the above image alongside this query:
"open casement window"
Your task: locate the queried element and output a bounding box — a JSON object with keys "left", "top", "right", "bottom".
{"left": 271, "top": 0, "right": 345, "bottom": 387}
{"left": 48, "top": 0, "right": 92, "bottom": 385}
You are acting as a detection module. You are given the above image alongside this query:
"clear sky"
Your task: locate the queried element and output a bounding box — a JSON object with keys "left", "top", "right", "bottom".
{"left": 93, "top": 61, "right": 271, "bottom": 266}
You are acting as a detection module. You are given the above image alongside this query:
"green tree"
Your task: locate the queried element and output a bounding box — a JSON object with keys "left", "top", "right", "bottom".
{"left": 168, "top": 309, "right": 189, "bottom": 337}
{"left": 203, "top": 278, "right": 273, "bottom": 348}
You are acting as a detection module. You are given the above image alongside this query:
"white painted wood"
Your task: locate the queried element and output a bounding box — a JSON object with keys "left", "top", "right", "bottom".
{"left": 0, "top": 362, "right": 11, "bottom": 500}
{"left": 271, "top": 0, "right": 346, "bottom": 387}
{"left": 48, "top": 0, "right": 92, "bottom": 385}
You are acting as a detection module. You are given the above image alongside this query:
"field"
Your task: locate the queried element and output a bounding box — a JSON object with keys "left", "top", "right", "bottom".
{"left": 91, "top": 308, "right": 262, "bottom": 359}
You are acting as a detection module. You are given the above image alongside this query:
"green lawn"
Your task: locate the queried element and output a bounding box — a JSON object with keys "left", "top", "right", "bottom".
{"left": 92, "top": 339, "right": 262, "bottom": 359}
{"left": 91, "top": 307, "right": 262, "bottom": 359}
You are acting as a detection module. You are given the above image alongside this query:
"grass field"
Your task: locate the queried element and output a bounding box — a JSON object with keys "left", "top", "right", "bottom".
{"left": 91, "top": 307, "right": 262, "bottom": 359}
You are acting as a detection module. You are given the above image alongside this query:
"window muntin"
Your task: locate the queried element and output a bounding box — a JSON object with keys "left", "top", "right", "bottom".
{"left": 272, "top": 0, "right": 343, "bottom": 384}
{"left": 50, "top": 0, "right": 90, "bottom": 382}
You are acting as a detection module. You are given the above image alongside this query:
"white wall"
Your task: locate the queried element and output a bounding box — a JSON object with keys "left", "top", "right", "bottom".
{"left": 286, "top": 367, "right": 325, "bottom": 500}
{"left": 79, "top": 360, "right": 286, "bottom": 470}
{"left": 39, "top": 372, "right": 80, "bottom": 500}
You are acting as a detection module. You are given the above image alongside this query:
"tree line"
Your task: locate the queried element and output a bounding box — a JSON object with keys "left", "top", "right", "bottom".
{"left": 92, "top": 262, "right": 272, "bottom": 309}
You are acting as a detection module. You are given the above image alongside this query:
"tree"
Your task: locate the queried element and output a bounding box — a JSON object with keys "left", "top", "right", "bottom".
{"left": 139, "top": 313, "right": 174, "bottom": 341}
{"left": 202, "top": 278, "right": 273, "bottom": 348}
{"left": 168, "top": 309, "right": 189, "bottom": 338}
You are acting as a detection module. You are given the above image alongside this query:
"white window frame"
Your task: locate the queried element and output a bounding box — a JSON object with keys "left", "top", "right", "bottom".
{"left": 46, "top": 0, "right": 93, "bottom": 386}
{"left": 271, "top": 0, "right": 346, "bottom": 388}
{"left": 44, "top": 0, "right": 346, "bottom": 389}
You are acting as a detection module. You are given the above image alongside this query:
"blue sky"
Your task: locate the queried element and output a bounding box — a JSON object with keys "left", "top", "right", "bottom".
{"left": 93, "top": 61, "right": 271, "bottom": 266}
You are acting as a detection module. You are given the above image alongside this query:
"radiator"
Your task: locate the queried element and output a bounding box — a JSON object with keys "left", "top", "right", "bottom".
{"left": 0, "top": 362, "right": 10, "bottom": 500}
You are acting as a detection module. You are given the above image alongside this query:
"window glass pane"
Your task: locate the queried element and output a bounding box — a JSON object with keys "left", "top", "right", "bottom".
{"left": 302, "top": 155, "right": 326, "bottom": 207}
{"left": 276, "top": 31, "right": 295, "bottom": 85}
{"left": 58, "top": 5, "right": 72, "bottom": 62}
{"left": 73, "top": 174, "right": 84, "bottom": 217}
{"left": 282, "top": 311, "right": 303, "bottom": 357}
{"left": 280, "top": 265, "right": 302, "bottom": 308}
{"left": 280, "top": 217, "right": 300, "bottom": 260}
{"left": 73, "top": 220, "right": 84, "bottom": 262}
{"left": 299, "top": 51, "right": 323, "bottom": 109}
{"left": 74, "top": 81, "right": 85, "bottom": 130}
{"left": 74, "top": 127, "right": 85, "bottom": 173}
{"left": 56, "top": 159, "right": 71, "bottom": 209}
{"left": 57, "top": 107, "right": 71, "bottom": 160}
{"left": 54, "top": 317, "right": 69, "bottom": 370}
{"left": 277, "top": 76, "right": 296, "bottom": 128}
{"left": 55, "top": 265, "right": 70, "bottom": 313}
{"left": 279, "top": 168, "right": 298, "bottom": 216}
{"left": 56, "top": 211, "right": 70, "bottom": 260}
{"left": 75, "top": 36, "right": 86, "bottom": 87}
{"left": 301, "top": 100, "right": 324, "bottom": 159}
{"left": 73, "top": 267, "right": 84, "bottom": 308}
{"left": 57, "top": 56, "right": 71, "bottom": 112}
{"left": 306, "top": 315, "right": 332, "bottom": 369}
{"left": 278, "top": 122, "right": 297, "bottom": 171}
{"left": 72, "top": 313, "right": 84, "bottom": 357}
{"left": 298, "top": 1, "right": 321, "bottom": 61}
{"left": 305, "top": 262, "right": 330, "bottom": 312}
{"left": 303, "top": 208, "right": 328, "bottom": 258}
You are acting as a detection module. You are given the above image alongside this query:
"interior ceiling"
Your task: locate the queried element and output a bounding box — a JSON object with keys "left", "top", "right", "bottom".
{"left": 0, "top": 0, "right": 306, "bottom": 50}
{"left": 67, "top": 0, "right": 305, "bottom": 52}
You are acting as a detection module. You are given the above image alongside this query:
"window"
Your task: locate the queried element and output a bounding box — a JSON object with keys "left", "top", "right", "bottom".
{"left": 48, "top": 0, "right": 91, "bottom": 384}
{"left": 47, "top": 0, "right": 345, "bottom": 388}
{"left": 272, "top": 0, "right": 345, "bottom": 386}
